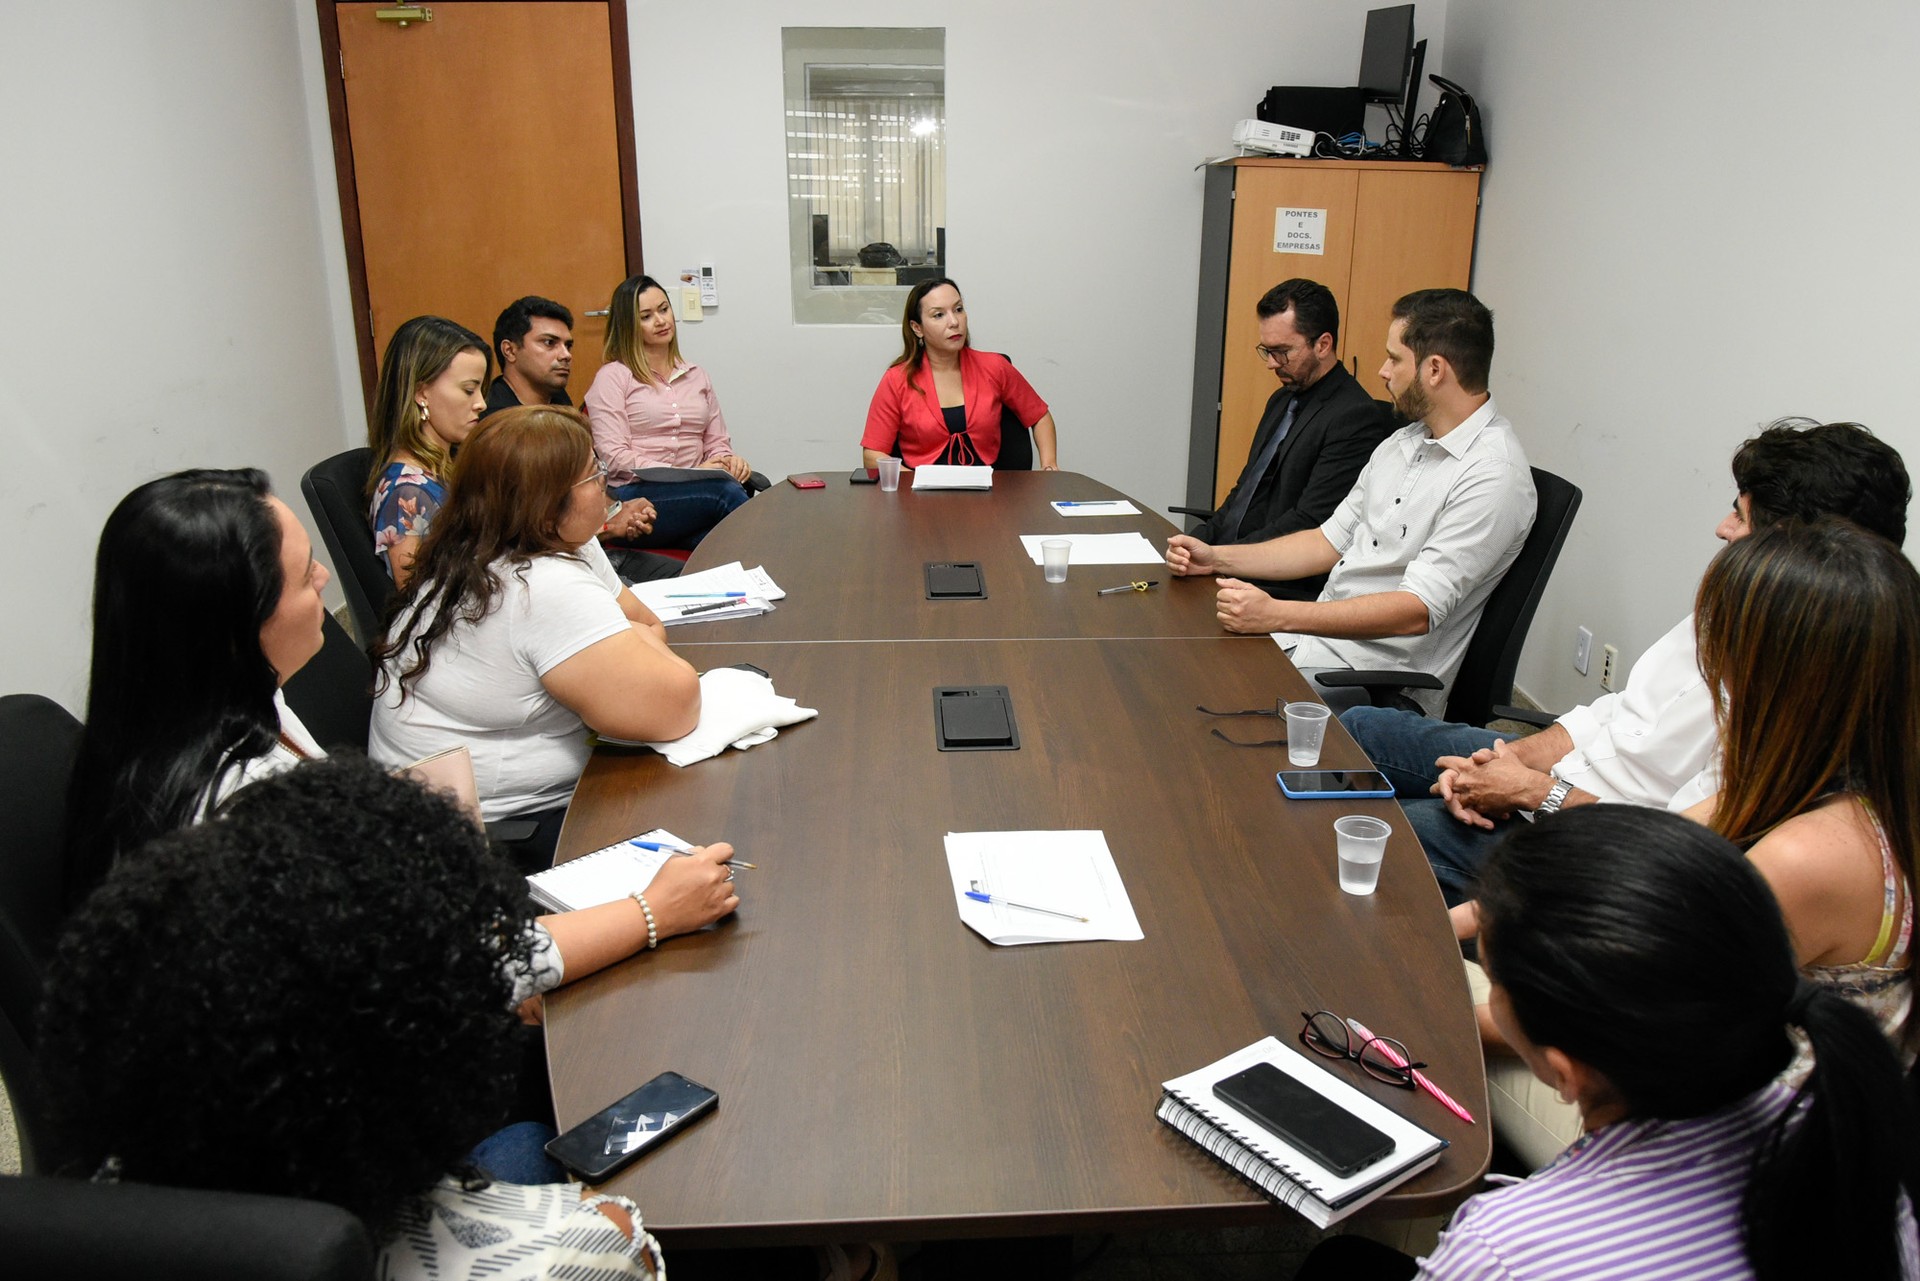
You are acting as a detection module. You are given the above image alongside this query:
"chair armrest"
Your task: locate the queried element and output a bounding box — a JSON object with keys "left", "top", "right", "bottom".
{"left": 745, "top": 471, "right": 773, "bottom": 493}
{"left": 1167, "top": 505, "right": 1214, "bottom": 519}
{"left": 486, "top": 819, "right": 539, "bottom": 844}
{"left": 1310, "top": 668, "right": 1446, "bottom": 692}
{"left": 1490, "top": 705, "right": 1560, "bottom": 729}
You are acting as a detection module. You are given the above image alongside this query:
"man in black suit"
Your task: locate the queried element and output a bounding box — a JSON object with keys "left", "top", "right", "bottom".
{"left": 1188, "top": 279, "right": 1393, "bottom": 600}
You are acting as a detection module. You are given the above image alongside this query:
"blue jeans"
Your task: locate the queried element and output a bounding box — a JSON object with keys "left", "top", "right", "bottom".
{"left": 468, "top": 1120, "right": 567, "bottom": 1186}
{"left": 1340, "top": 705, "right": 1518, "bottom": 906}
{"left": 612, "top": 475, "right": 750, "bottom": 549}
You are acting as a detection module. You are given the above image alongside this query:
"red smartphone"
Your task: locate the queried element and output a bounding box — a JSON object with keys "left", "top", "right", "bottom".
{"left": 788, "top": 474, "right": 826, "bottom": 489}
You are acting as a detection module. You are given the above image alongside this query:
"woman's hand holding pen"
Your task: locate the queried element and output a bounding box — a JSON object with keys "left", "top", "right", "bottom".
{"left": 642, "top": 843, "right": 742, "bottom": 937}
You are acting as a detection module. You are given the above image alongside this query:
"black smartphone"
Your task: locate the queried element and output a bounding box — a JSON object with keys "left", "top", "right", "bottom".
{"left": 1212, "top": 1061, "right": 1395, "bottom": 1178}
{"left": 849, "top": 466, "right": 879, "bottom": 484}
{"left": 544, "top": 1070, "right": 719, "bottom": 1182}
{"left": 925, "top": 561, "right": 986, "bottom": 599}
{"left": 1275, "top": 769, "right": 1394, "bottom": 799}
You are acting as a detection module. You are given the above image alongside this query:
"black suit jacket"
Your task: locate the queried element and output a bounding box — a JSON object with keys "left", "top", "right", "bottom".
{"left": 1193, "top": 362, "right": 1394, "bottom": 600}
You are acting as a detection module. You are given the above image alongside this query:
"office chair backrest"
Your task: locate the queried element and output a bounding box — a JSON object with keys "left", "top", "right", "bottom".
{"left": 1444, "top": 467, "right": 1582, "bottom": 727}
{"left": 280, "top": 611, "right": 373, "bottom": 754}
{"left": 994, "top": 405, "right": 1034, "bottom": 471}
{"left": 300, "top": 448, "right": 391, "bottom": 646}
{"left": 0, "top": 1175, "right": 374, "bottom": 1280}
{"left": 0, "top": 693, "right": 83, "bottom": 1172}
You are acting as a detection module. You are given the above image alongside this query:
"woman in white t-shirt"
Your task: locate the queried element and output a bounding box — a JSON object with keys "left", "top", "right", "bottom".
{"left": 370, "top": 404, "right": 702, "bottom": 861}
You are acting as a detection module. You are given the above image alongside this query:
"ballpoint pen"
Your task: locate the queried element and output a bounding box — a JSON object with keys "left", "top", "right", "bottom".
{"left": 1096, "top": 580, "right": 1159, "bottom": 595}
{"left": 1346, "top": 1016, "right": 1475, "bottom": 1123}
{"left": 1055, "top": 500, "right": 1127, "bottom": 507}
{"left": 963, "top": 884, "right": 1088, "bottom": 922}
{"left": 666, "top": 591, "right": 747, "bottom": 598}
{"left": 677, "top": 599, "right": 741, "bottom": 615}
{"left": 630, "top": 837, "right": 757, "bottom": 870}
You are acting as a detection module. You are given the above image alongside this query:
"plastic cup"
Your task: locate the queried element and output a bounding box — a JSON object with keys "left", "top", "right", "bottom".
{"left": 1335, "top": 815, "right": 1391, "bottom": 895}
{"left": 877, "top": 457, "right": 902, "bottom": 491}
{"left": 1042, "top": 539, "right": 1072, "bottom": 584}
{"left": 1285, "top": 702, "right": 1330, "bottom": 766}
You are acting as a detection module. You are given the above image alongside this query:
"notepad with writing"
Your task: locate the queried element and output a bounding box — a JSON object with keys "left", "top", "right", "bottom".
{"left": 1158, "top": 1036, "right": 1447, "bottom": 1227}
{"left": 524, "top": 828, "right": 683, "bottom": 913}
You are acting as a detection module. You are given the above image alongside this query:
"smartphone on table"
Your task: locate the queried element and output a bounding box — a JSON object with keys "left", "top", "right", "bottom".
{"left": 1212, "top": 1061, "right": 1395, "bottom": 1178}
{"left": 1276, "top": 770, "right": 1394, "bottom": 799}
{"left": 545, "top": 1070, "right": 720, "bottom": 1182}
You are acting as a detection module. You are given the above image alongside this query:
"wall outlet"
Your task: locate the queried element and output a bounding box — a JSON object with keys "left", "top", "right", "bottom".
{"left": 1573, "top": 625, "right": 1592, "bottom": 676}
{"left": 1600, "top": 643, "right": 1620, "bottom": 691}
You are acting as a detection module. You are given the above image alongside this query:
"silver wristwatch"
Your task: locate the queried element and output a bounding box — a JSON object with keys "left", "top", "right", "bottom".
{"left": 1535, "top": 778, "right": 1573, "bottom": 817}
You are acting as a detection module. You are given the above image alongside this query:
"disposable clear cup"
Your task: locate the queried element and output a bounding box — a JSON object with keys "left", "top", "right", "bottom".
{"left": 1042, "top": 539, "right": 1072, "bottom": 584}
{"left": 877, "top": 457, "right": 902, "bottom": 491}
{"left": 1285, "top": 702, "right": 1331, "bottom": 766}
{"left": 1335, "top": 815, "right": 1391, "bottom": 895}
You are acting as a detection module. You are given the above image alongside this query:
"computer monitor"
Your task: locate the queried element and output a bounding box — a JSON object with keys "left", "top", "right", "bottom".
{"left": 1357, "top": 5, "right": 1416, "bottom": 103}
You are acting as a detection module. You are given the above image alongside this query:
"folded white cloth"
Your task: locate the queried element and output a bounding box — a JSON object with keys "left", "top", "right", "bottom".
{"left": 644, "top": 667, "right": 818, "bottom": 767}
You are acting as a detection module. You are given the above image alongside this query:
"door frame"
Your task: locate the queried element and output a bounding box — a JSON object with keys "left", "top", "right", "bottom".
{"left": 314, "top": 0, "right": 645, "bottom": 413}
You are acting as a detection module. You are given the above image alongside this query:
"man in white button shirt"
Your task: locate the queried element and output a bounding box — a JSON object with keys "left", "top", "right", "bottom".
{"left": 1342, "top": 419, "right": 1911, "bottom": 904}
{"left": 1168, "top": 288, "right": 1535, "bottom": 716}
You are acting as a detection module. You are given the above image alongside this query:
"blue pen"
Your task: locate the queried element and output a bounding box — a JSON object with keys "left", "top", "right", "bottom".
{"left": 630, "top": 837, "right": 756, "bottom": 870}
{"left": 963, "top": 889, "right": 1088, "bottom": 922}
{"left": 1054, "top": 501, "right": 1124, "bottom": 508}
{"left": 666, "top": 591, "right": 747, "bottom": 598}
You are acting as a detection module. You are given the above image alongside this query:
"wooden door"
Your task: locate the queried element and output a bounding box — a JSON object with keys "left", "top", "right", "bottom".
{"left": 1344, "top": 168, "right": 1481, "bottom": 391}
{"left": 319, "top": 1, "right": 642, "bottom": 412}
{"left": 1217, "top": 164, "right": 1359, "bottom": 503}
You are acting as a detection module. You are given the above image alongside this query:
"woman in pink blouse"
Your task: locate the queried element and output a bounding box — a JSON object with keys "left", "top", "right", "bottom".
{"left": 583, "top": 274, "right": 753, "bottom": 548}
{"left": 862, "top": 277, "right": 1060, "bottom": 470}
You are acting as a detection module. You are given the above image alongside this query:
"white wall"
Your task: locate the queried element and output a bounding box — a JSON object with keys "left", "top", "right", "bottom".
{"left": 624, "top": 0, "right": 1444, "bottom": 507}
{"left": 0, "top": 2, "right": 354, "bottom": 711}
{"left": 1443, "top": 0, "right": 1920, "bottom": 712}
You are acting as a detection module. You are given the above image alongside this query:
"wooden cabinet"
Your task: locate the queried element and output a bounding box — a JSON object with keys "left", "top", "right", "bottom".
{"left": 1185, "top": 158, "right": 1482, "bottom": 511}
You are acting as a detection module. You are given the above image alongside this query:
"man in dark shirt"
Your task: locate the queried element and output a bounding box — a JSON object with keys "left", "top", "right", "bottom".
{"left": 485, "top": 295, "right": 575, "bottom": 416}
{"left": 1189, "top": 279, "right": 1394, "bottom": 600}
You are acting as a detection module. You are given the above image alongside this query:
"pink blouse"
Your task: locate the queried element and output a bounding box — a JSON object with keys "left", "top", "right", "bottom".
{"left": 583, "top": 360, "right": 736, "bottom": 482}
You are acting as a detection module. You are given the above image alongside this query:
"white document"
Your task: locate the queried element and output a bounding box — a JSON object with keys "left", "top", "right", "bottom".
{"left": 1269, "top": 631, "right": 1301, "bottom": 654}
{"left": 1018, "top": 533, "right": 1164, "bottom": 566}
{"left": 525, "top": 827, "right": 684, "bottom": 913}
{"left": 629, "top": 560, "right": 781, "bottom": 624}
{"left": 912, "top": 465, "right": 994, "bottom": 490}
{"left": 945, "top": 830, "right": 1144, "bottom": 946}
{"left": 1050, "top": 499, "right": 1141, "bottom": 517}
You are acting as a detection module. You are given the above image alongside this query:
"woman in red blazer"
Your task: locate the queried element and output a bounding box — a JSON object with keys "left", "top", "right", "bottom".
{"left": 861, "top": 278, "right": 1060, "bottom": 469}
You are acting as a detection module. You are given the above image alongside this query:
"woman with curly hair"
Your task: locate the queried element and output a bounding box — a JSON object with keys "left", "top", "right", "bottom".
{"left": 39, "top": 757, "right": 665, "bottom": 1278}
{"left": 370, "top": 404, "right": 703, "bottom": 859}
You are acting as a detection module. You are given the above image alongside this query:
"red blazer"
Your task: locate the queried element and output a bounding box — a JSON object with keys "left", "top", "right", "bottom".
{"left": 861, "top": 348, "right": 1049, "bottom": 467}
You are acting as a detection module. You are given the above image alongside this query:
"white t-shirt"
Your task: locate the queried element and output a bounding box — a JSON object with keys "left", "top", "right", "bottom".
{"left": 370, "top": 541, "right": 629, "bottom": 821}
{"left": 194, "top": 690, "right": 323, "bottom": 821}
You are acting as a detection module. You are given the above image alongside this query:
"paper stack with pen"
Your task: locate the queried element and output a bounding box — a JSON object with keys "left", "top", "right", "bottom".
{"left": 945, "top": 830, "right": 1144, "bottom": 945}
{"left": 526, "top": 828, "right": 689, "bottom": 912}
{"left": 629, "top": 561, "right": 784, "bottom": 624}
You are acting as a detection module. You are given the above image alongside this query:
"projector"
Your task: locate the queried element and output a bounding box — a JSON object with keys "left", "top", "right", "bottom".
{"left": 1231, "top": 118, "right": 1313, "bottom": 157}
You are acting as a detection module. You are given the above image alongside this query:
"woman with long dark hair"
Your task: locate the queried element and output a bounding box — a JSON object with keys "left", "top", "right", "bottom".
{"left": 370, "top": 404, "right": 702, "bottom": 858}
{"left": 861, "top": 277, "right": 1059, "bottom": 470}
{"left": 65, "top": 469, "right": 330, "bottom": 905}
{"left": 366, "top": 316, "right": 490, "bottom": 587}
{"left": 582, "top": 273, "right": 752, "bottom": 549}
{"left": 1303, "top": 806, "right": 1920, "bottom": 1280}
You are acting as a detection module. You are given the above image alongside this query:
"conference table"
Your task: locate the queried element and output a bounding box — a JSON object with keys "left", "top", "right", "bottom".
{"left": 545, "top": 471, "right": 1490, "bottom": 1247}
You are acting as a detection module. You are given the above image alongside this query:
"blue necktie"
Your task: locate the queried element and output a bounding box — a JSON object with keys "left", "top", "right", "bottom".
{"left": 1219, "top": 395, "right": 1300, "bottom": 541}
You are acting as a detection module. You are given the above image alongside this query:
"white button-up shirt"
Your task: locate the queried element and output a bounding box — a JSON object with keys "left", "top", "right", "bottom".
{"left": 1553, "top": 614, "right": 1719, "bottom": 809}
{"left": 1290, "top": 398, "right": 1536, "bottom": 714}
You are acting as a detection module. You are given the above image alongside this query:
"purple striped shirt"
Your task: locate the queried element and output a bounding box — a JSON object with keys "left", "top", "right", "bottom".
{"left": 1418, "top": 1084, "right": 1916, "bottom": 1279}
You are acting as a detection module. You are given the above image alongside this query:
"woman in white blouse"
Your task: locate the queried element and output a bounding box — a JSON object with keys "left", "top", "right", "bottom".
{"left": 582, "top": 273, "right": 752, "bottom": 548}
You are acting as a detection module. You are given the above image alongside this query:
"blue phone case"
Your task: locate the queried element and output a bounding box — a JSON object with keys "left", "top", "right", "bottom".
{"left": 1275, "top": 770, "right": 1394, "bottom": 800}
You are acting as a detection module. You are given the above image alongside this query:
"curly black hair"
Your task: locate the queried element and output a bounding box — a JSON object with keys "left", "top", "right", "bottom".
{"left": 37, "top": 755, "right": 537, "bottom": 1236}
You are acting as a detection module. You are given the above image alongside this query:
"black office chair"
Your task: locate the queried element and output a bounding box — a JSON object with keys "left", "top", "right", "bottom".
{"left": 0, "top": 694, "right": 84, "bottom": 1173}
{"left": 300, "top": 448, "right": 392, "bottom": 646}
{"left": 280, "top": 611, "right": 373, "bottom": 754}
{"left": 995, "top": 405, "right": 1034, "bottom": 471}
{"left": 1316, "top": 466, "right": 1583, "bottom": 727}
{"left": 0, "top": 1176, "right": 374, "bottom": 1280}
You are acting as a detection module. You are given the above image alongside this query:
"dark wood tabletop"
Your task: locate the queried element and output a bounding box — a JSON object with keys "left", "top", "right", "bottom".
{"left": 662, "top": 470, "right": 1232, "bottom": 642}
{"left": 546, "top": 634, "right": 1490, "bottom": 1243}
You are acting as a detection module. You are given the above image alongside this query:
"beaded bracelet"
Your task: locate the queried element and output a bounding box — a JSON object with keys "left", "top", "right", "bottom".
{"left": 630, "top": 891, "right": 659, "bottom": 949}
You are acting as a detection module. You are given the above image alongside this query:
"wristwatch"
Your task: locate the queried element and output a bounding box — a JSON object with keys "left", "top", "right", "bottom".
{"left": 1535, "top": 778, "right": 1574, "bottom": 817}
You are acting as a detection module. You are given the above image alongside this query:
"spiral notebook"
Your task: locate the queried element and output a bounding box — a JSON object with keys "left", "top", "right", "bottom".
{"left": 524, "top": 828, "right": 683, "bottom": 914}
{"left": 1157, "top": 1035, "right": 1447, "bottom": 1227}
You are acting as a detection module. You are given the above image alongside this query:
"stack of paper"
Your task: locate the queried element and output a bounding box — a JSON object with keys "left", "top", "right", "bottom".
{"left": 944, "top": 830, "right": 1144, "bottom": 946}
{"left": 912, "top": 465, "right": 994, "bottom": 490}
{"left": 525, "top": 828, "right": 684, "bottom": 913}
{"left": 630, "top": 561, "right": 785, "bottom": 624}
{"left": 1017, "top": 533, "right": 1164, "bottom": 566}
